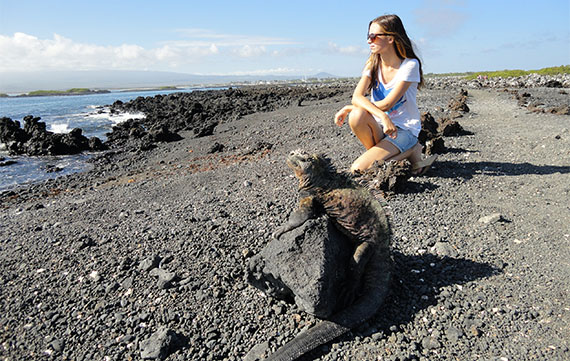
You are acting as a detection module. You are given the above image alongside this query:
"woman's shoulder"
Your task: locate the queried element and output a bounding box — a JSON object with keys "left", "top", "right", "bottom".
{"left": 397, "top": 58, "right": 421, "bottom": 82}
{"left": 402, "top": 58, "right": 419, "bottom": 68}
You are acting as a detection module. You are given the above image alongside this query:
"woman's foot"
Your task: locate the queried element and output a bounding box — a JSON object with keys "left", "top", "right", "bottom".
{"left": 411, "top": 154, "right": 438, "bottom": 176}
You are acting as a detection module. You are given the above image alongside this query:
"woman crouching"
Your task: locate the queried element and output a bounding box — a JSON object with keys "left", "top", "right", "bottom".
{"left": 334, "top": 14, "right": 436, "bottom": 175}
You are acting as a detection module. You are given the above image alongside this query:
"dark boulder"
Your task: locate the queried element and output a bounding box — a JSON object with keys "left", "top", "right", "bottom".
{"left": 0, "top": 117, "right": 28, "bottom": 144}
{"left": 147, "top": 125, "right": 183, "bottom": 143}
{"left": 247, "top": 215, "right": 351, "bottom": 318}
{"left": 418, "top": 111, "right": 439, "bottom": 145}
{"left": 58, "top": 128, "right": 90, "bottom": 154}
{"left": 105, "top": 119, "right": 147, "bottom": 144}
{"left": 192, "top": 120, "right": 218, "bottom": 137}
{"left": 544, "top": 80, "right": 562, "bottom": 88}
{"left": 0, "top": 116, "right": 105, "bottom": 156}
{"left": 140, "top": 327, "right": 185, "bottom": 360}
{"left": 437, "top": 117, "right": 468, "bottom": 136}
{"left": 448, "top": 89, "right": 470, "bottom": 113}
{"left": 23, "top": 115, "right": 47, "bottom": 136}
{"left": 0, "top": 159, "right": 17, "bottom": 167}
{"left": 448, "top": 98, "right": 470, "bottom": 112}
{"left": 354, "top": 160, "right": 412, "bottom": 195}
{"left": 88, "top": 137, "right": 107, "bottom": 151}
{"left": 425, "top": 136, "right": 446, "bottom": 155}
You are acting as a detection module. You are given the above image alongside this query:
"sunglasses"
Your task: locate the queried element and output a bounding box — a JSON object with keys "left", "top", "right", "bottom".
{"left": 367, "top": 33, "right": 390, "bottom": 41}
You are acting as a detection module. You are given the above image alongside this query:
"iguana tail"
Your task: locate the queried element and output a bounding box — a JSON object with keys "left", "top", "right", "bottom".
{"left": 265, "top": 249, "right": 392, "bottom": 361}
{"left": 264, "top": 318, "right": 349, "bottom": 361}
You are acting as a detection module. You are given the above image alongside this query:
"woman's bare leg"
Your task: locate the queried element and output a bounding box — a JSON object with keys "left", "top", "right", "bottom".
{"left": 386, "top": 142, "right": 422, "bottom": 162}
{"left": 348, "top": 107, "right": 384, "bottom": 150}
{"left": 350, "top": 138, "right": 400, "bottom": 172}
{"left": 346, "top": 107, "right": 428, "bottom": 172}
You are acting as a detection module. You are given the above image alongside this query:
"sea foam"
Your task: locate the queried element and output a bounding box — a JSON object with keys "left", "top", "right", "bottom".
{"left": 49, "top": 123, "right": 71, "bottom": 134}
{"left": 86, "top": 108, "right": 146, "bottom": 124}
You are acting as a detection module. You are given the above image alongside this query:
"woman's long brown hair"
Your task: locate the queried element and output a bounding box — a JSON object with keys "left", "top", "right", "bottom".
{"left": 366, "top": 14, "right": 424, "bottom": 92}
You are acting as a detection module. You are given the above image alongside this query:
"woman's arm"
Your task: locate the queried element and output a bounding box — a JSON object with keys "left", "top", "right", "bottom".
{"left": 350, "top": 74, "right": 398, "bottom": 138}
{"left": 334, "top": 105, "right": 354, "bottom": 126}
{"left": 373, "top": 59, "right": 420, "bottom": 110}
{"left": 351, "top": 74, "right": 411, "bottom": 116}
{"left": 372, "top": 80, "right": 412, "bottom": 111}
{"left": 351, "top": 73, "right": 383, "bottom": 117}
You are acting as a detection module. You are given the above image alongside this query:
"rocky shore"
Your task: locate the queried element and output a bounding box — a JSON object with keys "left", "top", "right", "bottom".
{"left": 0, "top": 75, "right": 569, "bottom": 360}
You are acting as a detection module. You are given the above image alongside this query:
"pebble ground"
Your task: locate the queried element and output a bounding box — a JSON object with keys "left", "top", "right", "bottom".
{"left": 0, "top": 82, "right": 568, "bottom": 361}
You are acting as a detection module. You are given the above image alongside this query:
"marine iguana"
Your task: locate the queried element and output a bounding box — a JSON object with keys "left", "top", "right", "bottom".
{"left": 263, "top": 149, "right": 393, "bottom": 361}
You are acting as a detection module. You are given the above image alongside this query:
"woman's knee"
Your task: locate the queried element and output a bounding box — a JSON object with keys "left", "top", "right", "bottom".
{"left": 350, "top": 151, "right": 375, "bottom": 172}
{"left": 347, "top": 107, "right": 370, "bottom": 130}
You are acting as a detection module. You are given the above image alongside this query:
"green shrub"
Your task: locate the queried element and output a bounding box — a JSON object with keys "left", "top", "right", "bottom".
{"left": 464, "top": 65, "right": 570, "bottom": 80}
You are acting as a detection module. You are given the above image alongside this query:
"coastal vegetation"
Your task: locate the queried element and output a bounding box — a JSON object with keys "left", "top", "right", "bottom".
{"left": 24, "top": 88, "right": 110, "bottom": 97}
{"left": 427, "top": 65, "right": 570, "bottom": 79}
{"left": 464, "top": 65, "right": 570, "bottom": 79}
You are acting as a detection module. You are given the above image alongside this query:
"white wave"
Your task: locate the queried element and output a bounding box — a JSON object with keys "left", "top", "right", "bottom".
{"left": 85, "top": 108, "right": 145, "bottom": 125}
{"left": 49, "top": 123, "right": 70, "bottom": 134}
{"left": 86, "top": 112, "right": 111, "bottom": 120}
{"left": 109, "top": 112, "right": 146, "bottom": 124}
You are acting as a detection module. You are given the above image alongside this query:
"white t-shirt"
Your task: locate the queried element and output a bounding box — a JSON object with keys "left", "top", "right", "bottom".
{"left": 363, "top": 58, "right": 421, "bottom": 137}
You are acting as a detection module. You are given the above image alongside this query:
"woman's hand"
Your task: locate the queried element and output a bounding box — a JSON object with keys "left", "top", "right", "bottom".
{"left": 381, "top": 115, "right": 398, "bottom": 139}
{"left": 334, "top": 105, "right": 353, "bottom": 126}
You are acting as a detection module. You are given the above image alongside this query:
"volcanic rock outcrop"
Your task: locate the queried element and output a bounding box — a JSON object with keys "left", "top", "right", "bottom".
{"left": 0, "top": 115, "right": 105, "bottom": 156}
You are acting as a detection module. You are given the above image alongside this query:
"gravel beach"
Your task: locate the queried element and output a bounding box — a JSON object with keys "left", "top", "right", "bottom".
{"left": 1, "top": 77, "right": 569, "bottom": 360}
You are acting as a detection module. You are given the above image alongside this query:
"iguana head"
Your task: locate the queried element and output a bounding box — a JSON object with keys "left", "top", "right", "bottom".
{"left": 286, "top": 149, "right": 332, "bottom": 189}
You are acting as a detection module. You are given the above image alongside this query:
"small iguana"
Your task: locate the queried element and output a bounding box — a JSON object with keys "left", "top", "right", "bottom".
{"left": 263, "top": 149, "right": 393, "bottom": 361}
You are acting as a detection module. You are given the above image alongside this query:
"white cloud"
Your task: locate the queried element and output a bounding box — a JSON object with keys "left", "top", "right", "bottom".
{"left": 326, "top": 42, "right": 368, "bottom": 56}
{"left": 115, "top": 44, "right": 145, "bottom": 60}
{"left": 270, "top": 47, "right": 311, "bottom": 57}
{"left": 0, "top": 33, "right": 155, "bottom": 71}
{"left": 209, "top": 43, "right": 219, "bottom": 54}
{"left": 154, "top": 45, "right": 178, "bottom": 60}
{"left": 0, "top": 31, "right": 302, "bottom": 72}
{"left": 232, "top": 45, "right": 267, "bottom": 58}
{"left": 0, "top": 32, "right": 237, "bottom": 72}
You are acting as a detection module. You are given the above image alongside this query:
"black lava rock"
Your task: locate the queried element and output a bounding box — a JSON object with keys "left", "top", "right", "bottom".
{"left": 247, "top": 215, "right": 351, "bottom": 318}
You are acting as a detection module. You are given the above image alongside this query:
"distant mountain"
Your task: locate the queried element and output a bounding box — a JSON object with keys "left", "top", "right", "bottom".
{"left": 0, "top": 70, "right": 339, "bottom": 93}
{"left": 313, "top": 72, "right": 336, "bottom": 78}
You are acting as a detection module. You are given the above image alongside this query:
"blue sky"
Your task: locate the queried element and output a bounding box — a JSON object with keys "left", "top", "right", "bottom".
{"left": 0, "top": 0, "right": 568, "bottom": 77}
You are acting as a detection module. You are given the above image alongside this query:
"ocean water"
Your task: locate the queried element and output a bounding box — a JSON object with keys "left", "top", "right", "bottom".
{"left": 0, "top": 87, "right": 213, "bottom": 191}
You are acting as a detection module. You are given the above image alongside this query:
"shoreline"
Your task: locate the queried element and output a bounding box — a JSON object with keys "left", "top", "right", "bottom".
{"left": 0, "top": 77, "right": 346, "bottom": 97}
{"left": 1, "top": 65, "right": 568, "bottom": 97}
{"left": 8, "top": 89, "right": 111, "bottom": 98}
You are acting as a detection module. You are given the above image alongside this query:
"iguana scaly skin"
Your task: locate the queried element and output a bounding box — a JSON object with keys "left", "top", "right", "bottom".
{"left": 265, "top": 150, "right": 393, "bottom": 361}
